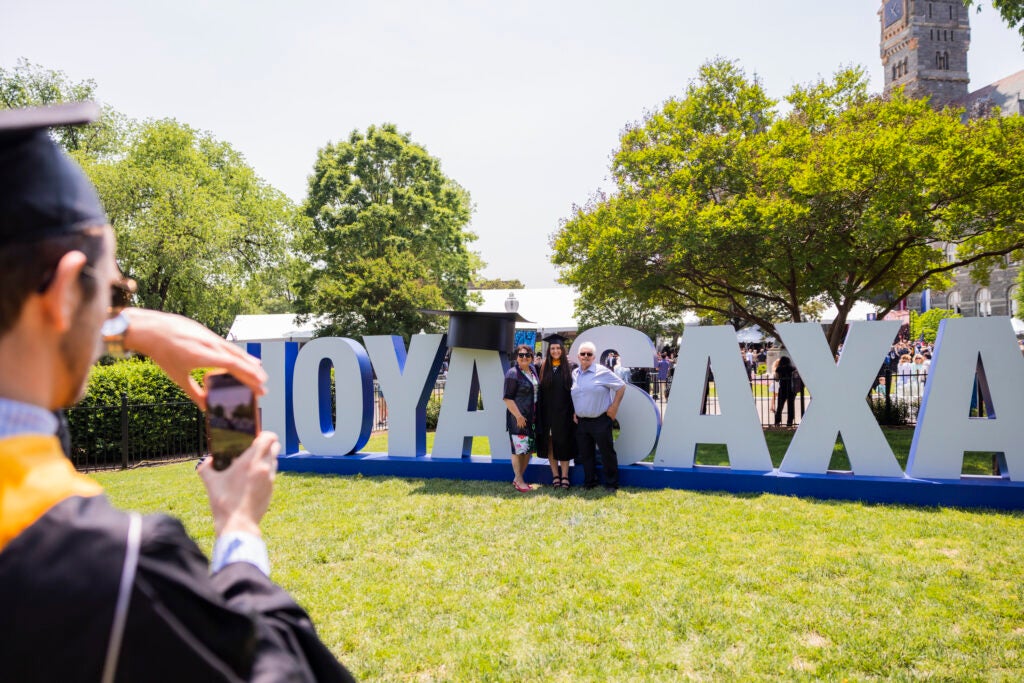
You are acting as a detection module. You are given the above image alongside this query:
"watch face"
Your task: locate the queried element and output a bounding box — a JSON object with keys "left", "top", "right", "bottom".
{"left": 884, "top": 0, "right": 904, "bottom": 27}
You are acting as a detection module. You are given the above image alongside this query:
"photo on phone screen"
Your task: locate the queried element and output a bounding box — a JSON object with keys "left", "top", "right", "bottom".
{"left": 204, "top": 370, "right": 260, "bottom": 470}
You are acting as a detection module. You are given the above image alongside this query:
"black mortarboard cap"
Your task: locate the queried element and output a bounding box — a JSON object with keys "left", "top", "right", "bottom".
{"left": 422, "top": 310, "right": 533, "bottom": 352}
{"left": 542, "top": 333, "right": 568, "bottom": 346}
{"left": 0, "top": 102, "right": 108, "bottom": 245}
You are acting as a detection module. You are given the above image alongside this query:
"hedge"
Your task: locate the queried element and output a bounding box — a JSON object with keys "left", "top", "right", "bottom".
{"left": 67, "top": 359, "right": 206, "bottom": 465}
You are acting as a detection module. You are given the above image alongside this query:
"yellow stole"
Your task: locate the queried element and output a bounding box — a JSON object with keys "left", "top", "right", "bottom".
{"left": 0, "top": 435, "right": 102, "bottom": 552}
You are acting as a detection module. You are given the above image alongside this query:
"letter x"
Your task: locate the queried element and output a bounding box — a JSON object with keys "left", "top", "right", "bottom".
{"left": 777, "top": 321, "right": 904, "bottom": 478}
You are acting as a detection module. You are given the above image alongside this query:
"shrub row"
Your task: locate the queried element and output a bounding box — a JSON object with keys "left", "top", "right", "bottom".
{"left": 68, "top": 359, "right": 205, "bottom": 464}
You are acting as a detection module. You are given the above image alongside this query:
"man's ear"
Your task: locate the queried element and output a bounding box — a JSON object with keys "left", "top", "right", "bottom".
{"left": 39, "top": 250, "right": 89, "bottom": 333}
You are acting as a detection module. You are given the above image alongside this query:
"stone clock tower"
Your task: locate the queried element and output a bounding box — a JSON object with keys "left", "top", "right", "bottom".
{"left": 880, "top": 0, "right": 971, "bottom": 108}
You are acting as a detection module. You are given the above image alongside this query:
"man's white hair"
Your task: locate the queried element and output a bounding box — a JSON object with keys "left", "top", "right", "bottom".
{"left": 579, "top": 341, "right": 597, "bottom": 354}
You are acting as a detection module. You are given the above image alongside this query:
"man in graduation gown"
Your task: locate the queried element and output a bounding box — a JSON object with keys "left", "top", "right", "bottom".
{"left": 0, "top": 103, "right": 355, "bottom": 682}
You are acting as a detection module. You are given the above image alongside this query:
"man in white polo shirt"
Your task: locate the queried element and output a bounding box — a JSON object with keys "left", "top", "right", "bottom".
{"left": 571, "top": 341, "right": 626, "bottom": 490}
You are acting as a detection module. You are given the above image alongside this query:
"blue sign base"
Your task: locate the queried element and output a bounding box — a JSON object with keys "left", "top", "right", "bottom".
{"left": 277, "top": 452, "right": 1024, "bottom": 511}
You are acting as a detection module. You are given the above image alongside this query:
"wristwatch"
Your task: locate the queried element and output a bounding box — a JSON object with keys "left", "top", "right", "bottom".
{"left": 101, "top": 311, "right": 131, "bottom": 358}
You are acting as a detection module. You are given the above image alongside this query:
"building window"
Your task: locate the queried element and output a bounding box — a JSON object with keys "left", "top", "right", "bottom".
{"left": 929, "top": 3, "right": 933, "bottom": 18}
{"left": 936, "top": 52, "right": 949, "bottom": 70}
{"left": 977, "top": 288, "right": 992, "bottom": 317}
{"left": 944, "top": 243, "right": 957, "bottom": 262}
{"left": 1009, "top": 285, "right": 1019, "bottom": 318}
{"left": 948, "top": 291, "right": 961, "bottom": 314}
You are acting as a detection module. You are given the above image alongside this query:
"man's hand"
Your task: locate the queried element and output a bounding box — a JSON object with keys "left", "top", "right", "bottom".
{"left": 122, "top": 308, "right": 267, "bottom": 409}
{"left": 198, "top": 431, "right": 280, "bottom": 537}
{"left": 606, "top": 405, "right": 618, "bottom": 421}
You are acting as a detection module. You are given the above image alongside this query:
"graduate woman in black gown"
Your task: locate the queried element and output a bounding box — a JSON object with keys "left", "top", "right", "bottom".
{"left": 536, "top": 334, "right": 576, "bottom": 488}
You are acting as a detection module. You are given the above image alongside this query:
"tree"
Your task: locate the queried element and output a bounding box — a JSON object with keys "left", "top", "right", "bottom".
{"left": 471, "top": 277, "right": 525, "bottom": 290}
{"left": 85, "top": 119, "right": 297, "bottom": 335}
{"left": 909, "top": 308, "right": 962, "bottom": 343}
{"left": 297, "top": 123, "right": 478, "bottom": 340}
{"left": 964, "top": 0, "right": 1024, "bottom": 43}
{"left": 552, "top": 60, "right": 1024, "bottom": 353}
{"left": 0, "top": 58, "right": 128, "bottom": 159}
{"left": 574, "top": 290, "right": 678, "bottom": 345}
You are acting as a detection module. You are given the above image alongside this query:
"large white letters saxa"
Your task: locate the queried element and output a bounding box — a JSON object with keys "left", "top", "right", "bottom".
{"left": 432, "top": 348, "right": 509, "bottom": 461}
{"left": 569, "top": 325, "right": 660, "bottom": 466}
{"left": 654, "top": 326, "right": 771, "bottom": 471}
{"left": 292, "top": 337, "right": 373, "bottom": 455}
{"left": 777, "top": 321, "right": 904, "bottom": 477}
{"left": 364, "top": 334, "right": 446, "bottom": 457}
{"left": 907, "top": 317, "right": 1024, "bottom": 481}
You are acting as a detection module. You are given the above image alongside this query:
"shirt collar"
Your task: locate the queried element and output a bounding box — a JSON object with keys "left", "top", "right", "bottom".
{"left": 0, "top": 397, "right": 59, "bottom": 438}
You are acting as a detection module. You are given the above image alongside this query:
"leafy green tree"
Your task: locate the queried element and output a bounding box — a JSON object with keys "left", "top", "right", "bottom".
{"left": 297, "top": 123, "right": 478, "bottom": 339}
{"left": 964, "top": 0, "right": 1024, "bottom": 43}
{"left": 910, "top": 308, "right": 963, "bottom": 343}
{"left": 0, "top": 58, "right": 128, "bottom": 158}
{"left": 553, "top": 60, "right": 1024, "bottom": 353}
{"left": 471, "top": 277, "right": 525, "bottom": 290}
{"left": 574, "top": 289, "right": 678, "bottom": 345}
{"left": 85, "top": 119, "right": 297, "bottom": 335}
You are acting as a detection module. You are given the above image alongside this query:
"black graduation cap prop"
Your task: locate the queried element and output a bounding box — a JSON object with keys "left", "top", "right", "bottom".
{"left": 0, "top": 101, "right": 108, "bottom": 245}
{"left": 422, "top": 310, "right": 533, "bottom": 352}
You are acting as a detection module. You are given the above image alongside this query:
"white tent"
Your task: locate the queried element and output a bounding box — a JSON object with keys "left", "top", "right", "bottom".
{"left": 1012, "top": 317, "right": 1024, "bottom": 336}
{"left": 817, "top": 301, "right": 881, "bottom": 324}
{"left": 471, "top": 288, "right": 578, "bottom": 337}
{"left": 225, "top": 314, "right": 325, "bottom": 345}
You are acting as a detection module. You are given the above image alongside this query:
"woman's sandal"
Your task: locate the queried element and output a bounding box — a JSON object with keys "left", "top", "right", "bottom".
{"left": 551, "top": 475, "right": 563, "bottom": 488}
{"left": 513, "top": 481, "right": 532, "bottom": 492}
{"left": 560, "top": 476, "right": 571, "bottom": 489}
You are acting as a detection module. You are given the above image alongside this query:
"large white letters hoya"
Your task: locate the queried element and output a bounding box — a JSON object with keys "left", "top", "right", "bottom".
{"left": 248, "top": 319, "right": 1024, "bottom": 484}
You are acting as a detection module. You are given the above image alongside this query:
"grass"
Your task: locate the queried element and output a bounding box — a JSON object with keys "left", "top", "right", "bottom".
{"left": 93, "top": 430, "right": 1024, "bottom": 681}
{"left": 363, "top": 428, "right": 996, "bottom": 475}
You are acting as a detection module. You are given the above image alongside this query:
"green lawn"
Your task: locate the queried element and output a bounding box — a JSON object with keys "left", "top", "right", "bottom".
{"left": 93, "top": 431, "right": 1023, "bottom": 681}
{"left": 362, "top": 428, "right": 996, "bottom": 475}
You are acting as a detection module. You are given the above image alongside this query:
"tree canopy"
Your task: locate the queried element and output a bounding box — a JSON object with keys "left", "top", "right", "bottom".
{"left": 296, "top": 123, "right": 478, "bottom": 339}
{"left": 1, "top": 60, "right": 299, "bottom": 336}
{"left": 471, "top": 277, "right": 525, "bottom": 290}
{"left": 0, "top": 58, "right": 128, "bottom": 159}
{"left": 552, "top": 60, "right": 1024, "bottom": 351}
{"left": 85, "top": 120, "right": 297, "bottom": 335}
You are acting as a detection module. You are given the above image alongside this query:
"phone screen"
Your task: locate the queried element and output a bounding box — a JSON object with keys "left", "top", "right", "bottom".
{"left": 205, "top": 371, "right": 260, "bottom": 470}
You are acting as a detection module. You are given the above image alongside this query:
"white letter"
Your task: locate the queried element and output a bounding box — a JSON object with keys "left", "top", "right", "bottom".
{"left": 777, "top": 321, "right": 904, "bottom": 477}
{"left": 433, "top": 348, "right": 510, "bottom": 460}
{"left": 364, "top": 334, "right": 446, "bottom": 457}
{"left": 654, "top": 326, "right": 771, "bottom": 471}
{"left": 292, "top": 337, "right": 373, "bottom": 455}
{"left": 569, "top": 325, "right": 661, "bottom": 466}
{"left": 907, "top": 317, "right": 1024, "bottom": 480}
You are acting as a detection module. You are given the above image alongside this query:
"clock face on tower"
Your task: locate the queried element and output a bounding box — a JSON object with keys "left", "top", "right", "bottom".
{"left": 884, "top": 0, "right": 904, "bottom": 27}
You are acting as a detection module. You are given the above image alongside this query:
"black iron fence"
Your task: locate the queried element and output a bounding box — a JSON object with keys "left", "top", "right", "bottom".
{"left": 67, "top": 381, "right": 448, "bottom": 472}
{"left": 66, "top": 396, "right": 205, "bottom": 472}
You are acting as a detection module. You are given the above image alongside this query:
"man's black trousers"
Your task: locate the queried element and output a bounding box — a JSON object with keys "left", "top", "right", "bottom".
{"left": 576, "top": 414, "right": 618, "bottom": 488}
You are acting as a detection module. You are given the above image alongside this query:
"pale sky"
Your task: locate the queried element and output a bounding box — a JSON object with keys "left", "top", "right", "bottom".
{"left": 3, "top": 1, "right": 1022, "bottom": 287}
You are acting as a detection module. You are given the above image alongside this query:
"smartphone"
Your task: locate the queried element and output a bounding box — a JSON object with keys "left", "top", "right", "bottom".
{"left": 204, "top": 370, "right": 260, "bottom": 471}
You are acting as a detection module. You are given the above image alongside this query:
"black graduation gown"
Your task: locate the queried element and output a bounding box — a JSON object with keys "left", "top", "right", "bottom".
{"left": 535, "top": 362, "right": 577, "bottom": 461}
{"left": 0, "top": 437, "right": 354, "bottom": 683}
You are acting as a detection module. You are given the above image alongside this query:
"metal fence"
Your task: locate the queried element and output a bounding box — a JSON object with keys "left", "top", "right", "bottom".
{"left": 66, "top": 396, "right": 206, "bottom": 472}
{"left": 67, "top": 372, "right": 994, "bottom": 471}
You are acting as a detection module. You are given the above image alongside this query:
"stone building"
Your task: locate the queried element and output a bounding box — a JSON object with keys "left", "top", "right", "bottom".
{"left": 880, "top": 0, "right": 1023, "bottom": 318}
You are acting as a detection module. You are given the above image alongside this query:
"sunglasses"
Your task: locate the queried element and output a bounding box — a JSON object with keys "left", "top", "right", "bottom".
{"left": 517, "top": 353, "right": 532, "bottom": 358}
{"left": 81, "top": 264, "right": 137, "bottom": 314}
{"left": 578, "top": 351, "right": 594, "bottom": 357}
